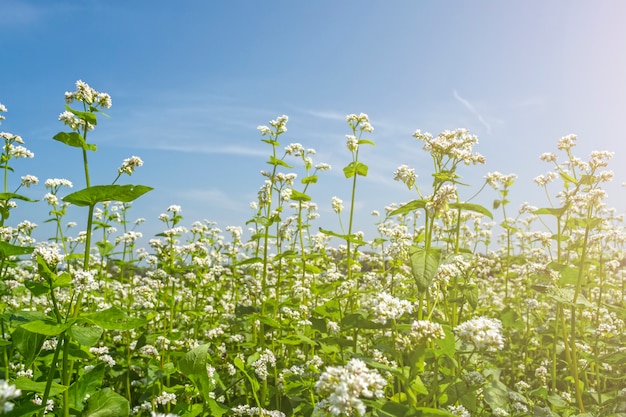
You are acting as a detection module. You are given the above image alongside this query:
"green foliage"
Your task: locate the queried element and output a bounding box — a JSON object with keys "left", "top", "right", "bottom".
{"left": 63, "top": 184, "right": 153, "bottom": 206}
{"left": 0, "top": 89, "right": 623, "bottom": 417}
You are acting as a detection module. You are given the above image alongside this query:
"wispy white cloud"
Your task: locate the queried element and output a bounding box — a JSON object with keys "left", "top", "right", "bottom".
{"left": 302, "top": 109, "right": 346, "bottom": 121}
{"left": 150, "top": 143, "right": 266, "bottom": 157}
{"left": 453, "top": 90, "right": 492, "bottom": 134}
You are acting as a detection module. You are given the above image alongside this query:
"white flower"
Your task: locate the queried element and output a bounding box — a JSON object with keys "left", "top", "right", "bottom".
{"left": 557, "top": 134, "right": 576, "bottom": 150}
{"left": 315, "top": 162, "right": 331, "bottom": 171}
{"left": 345, "top": 135, "right": 359, "bottom": 152}
{"left": 118, "top": 156, "right": 143, "bottom": 175}
{"left": 393, "top": 164, "right": 417, "bottom": 189}
{"left": 8, "top": 144, "right": 34, "bottom": 158}
{"left": 331, "top": 196, "right": 343, "bottom": 214}
{"left": 369, "top": 292, "right": 413, "bottom": 324}
{"left": 0, "top": 380, "right": 21, "bottom": 413}
{"left": 43, "top": 193, "right": 58, "bottom": 206}
{"left": 455, "top": 316, "right": 504, "bottom": 351}
{"left": 409, "top": 320, "right": 445, "bottom": 344}
{"left": 32, "top": 244, "right": 64, "bottom": 268}
{"left": 252, "top": 349, "right": 276, "bottom": 381}
{"left": 315, "top": 359, "right": 386, "bottom": 416}
{"left": 20, "top": 174, "right": 39, "bottom": 187}
{"left": 154, "top": 391, "right": 177, "bottom": 406}
{"left": 45, "top": 178, "right": 73, "bottom": 189}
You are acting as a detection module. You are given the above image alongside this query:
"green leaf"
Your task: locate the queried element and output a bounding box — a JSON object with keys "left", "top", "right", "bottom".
{"left": 83, "top": 306, "right": 147, "bottom": 330}
{"left": 83, "top": 388, "right": 129, "bottom": 417}
{"left": 301, "top": 175, "right": 318, "bottom": 185}
{"left": 499, "top": 308, "right": 525, "bottom": 331}
{"left": 206, "top": 399, "right": 229, "bottom": 417}
{"left": 0, "top": 192, "right": 37, "bottom": 203}
{"left": 547, "top": 287, "right": 594, "bottom": 308}
{"left": 533, "top": 207, "right": 567, "bottom": 217}
{"left": 578, "top": 174, "right": 597, "bottom": 186}
{"left": 234, "top": 356, "right": 260, "bottom": 391}
{"left": 69, "top": 325, "right": 104, "bottom": 346}
{"left": 69, "top": 363, "right": 105, "bottom": 411}
{"left": 343, "top": 161, "right": 368, "bottom": 178}
{"left": 434, "top": 325, "right": 456, "bottom": 358}
{"left": 0, "top": 241, "right": 34, "bottom": 258}
{"left": 408, "top": 246, "right": 443, "bottom": 292}
{"left": 483, "top": 375, "right": 510, "bottom": 410}
{"left": 179, "top": 344, "right": 216, "bottom": 402}
{"left": 379, "top": 401, "right": 410, "bottom": 416}
{"left": 461, "top": 283, "right": 478, "bottom": 310}
{"left": 290, "top": 189, "right": 311, "bottom": 202}
{"left": 21, "top": 319, "right": 75, "bottom": 336}
{"left": 449, "top": 202, "right": 493, "bottom": 219}
{"left": 96, "top": 241, "right": 115, "bottom": 257}
{"left": 358, "top": 139, "right": 376, "bottom": 146}
{"left": 11, "top": 327, "right": 46, "bottom": 367}
{"left": 24, "top": 280, "right": 50, "bottom": 296}
{"left": 65, "top": 105, "right": 98, "bottom": 126}
{"left": 559, "top": 171, "right": 577, "bottom": 185}
{"left": 3, "top": 403, "right": 46, "bottom": 417}
{"left": 63, "top": 184, "right": 153, "bottom": 206}
{"left": 267, "top": 155, "right": 293, "bottom": 168}
{"left": 13, "top": 377, "right": 67, "bottom": 395}
{"left": 390, "top": 200, "right": 428, "bottom": 216}
{"left": 319, "top": 227, "right": 366, "bottom": 245}
{"left": 53, "top": 131, "right": 97, "bottom": 151}
{"left": 314, "top": 298, "right": 341, "bottom": 320}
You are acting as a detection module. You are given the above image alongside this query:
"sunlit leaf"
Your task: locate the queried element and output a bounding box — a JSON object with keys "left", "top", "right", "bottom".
{"left": 63, "top": 184, "right": 153, "bottom": 206}
{"left": 409, "top": 246, "right": 442, "bottom": 292}
{"left": 53, "top": 131, "right": 97, "bottom": 151}
{"left": 83, "top": 306, "right": 146, "bottom": 330}
{"left": 267, "top": 155, "right": 292, "bottom": 168}
{"left": 390, "top": 200, "right": 427, "bottom": 216}
{"left": 179, "top": 344, "right": 216, "bottom": 402}
{"left": 449, "top": 202, "right": 493, "bottom": 219}
{"left": 83, "top": 388, "right": 129, "bottom": 417}
{"left": 290, "top": 189, "right": 311, "bottom": 202}
{"left": 343, "top": 161, "right": 368, "bottom": 178}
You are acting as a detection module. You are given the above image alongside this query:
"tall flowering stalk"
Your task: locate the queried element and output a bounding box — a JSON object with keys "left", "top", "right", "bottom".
{"left": 342, "top": 113, "right": 374, "bottom": 284}
{"left": 253, "top": 116, "right": 289, "bottom": 318}
{"left": 532, "top": 134, "right": 615, "bottom": 412}
{"left": 391, "top": 129, "right": 487, "bottom": 322}
{"left": 30, "top": 81, "right": 152, "bottom": 416}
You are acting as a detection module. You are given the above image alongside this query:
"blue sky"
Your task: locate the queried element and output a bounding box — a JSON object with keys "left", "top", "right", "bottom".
{"left": 2, "top": 1, "right": 626, "bottom": 243}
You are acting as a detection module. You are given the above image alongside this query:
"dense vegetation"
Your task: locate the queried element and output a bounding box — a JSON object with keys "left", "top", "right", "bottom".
{"left": 0, "top": 81, "right": 624, "bottom": 416}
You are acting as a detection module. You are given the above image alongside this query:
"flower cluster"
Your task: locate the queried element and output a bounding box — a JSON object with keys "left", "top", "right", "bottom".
{"left": 455, "top": 316, "right": 504, "bottom": 351}
{"left": 257, "top": 115, "right": 288, "bottom": 136}
{"left": 315, "top": 358, "right": 386, "bottom": 416}
{"left": 64, "top": 80, "right": 112, "bottom": 108}
{"left": 331, "top": 196, "right": 344, "bottom": 214}
{"left": 408, "top": 320, "right": 446, "bottom": 344}
{"left": 118, "top": 155, "right": 144, "bottom": 175}
{"left": 32, "top": 244, "right": 64, "bottom": 269}
{"left": 252, "top": 349, "right": 276, "bottom": 381}
{"left": 413, "top": 128, "right": 485, "bottom": 166}
{"left": 0, "top": 380, "right": 21, "bottom": 413}
{"left": 346, "top": 113, "right": 374, "bottom": 133}
{"left": 485, "top": 171, "right": 517, "bottom": 190}
{"left": 368, "top": 292, "right": 413, "bottom": 324}
{"left": 427, "top": 184, "right": 457, "bottom": 215}
{"left": 393, "top": 164, "right": 417, "bottom": 190}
